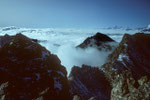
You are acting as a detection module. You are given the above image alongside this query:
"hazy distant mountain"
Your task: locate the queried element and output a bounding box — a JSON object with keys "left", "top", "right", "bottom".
{"left": 141, "top": 24, "right": 150, "bottom": 32}
{"left": 101, "top": 24, "right": 150, "bottom": 33}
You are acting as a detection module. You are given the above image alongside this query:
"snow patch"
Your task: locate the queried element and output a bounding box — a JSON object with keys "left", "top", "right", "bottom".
{"left": 57, "top": 71, "right": 65, "bottom": 77}
{"left": 34, "top": 51, "right": 50, "bottom": 61}
{"left": 24, "top": 44, "right": 33, "bottom": 49}
{"left": 48, "top": 70, "right": 52, "bottom": 73}
{"left": 35, "top": 73, "right": 41, "bottom": 80}
{"left": 118, "top": 54, "right": 128, "bottom": 67}
{"left": 41, "top": 51, "right": 50, "bottom": 60}
{"left": 124, "top": 43, "right": 128, "bottom": 47}
{"left": 118, "top": 54, "right": 130, "bottom": 62}
{"left": 53, "top": 77, "right": 62, "bottom": 91}
{"left": 117, "top": 53, "right": 133, "bottom": 68}
{"left": 112, "top": 68, "right": 117, "bottom": 71}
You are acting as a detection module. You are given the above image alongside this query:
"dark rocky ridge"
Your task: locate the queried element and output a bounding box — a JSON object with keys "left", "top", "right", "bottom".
{"left": 0, "top": 34, "right": 47, "bottom": 46}
{"left": 69, "top": 65, "right": 111, "bottom": 100}
{"left": 1, "top": 32, "right": 150, "bottom": 100}
{"left": 77, "top": 32, "right": 117, "bottom": 51}
{"left": 0, "top": 33, "right": 70, "bottom": 100}
{"left": 31, "top": 39, "right": 47, "bottom": 43}
{"left": 102, "top": 33, "right": 150, "bottom": 100}
{"left": 69, "top": 33, "right": 117, "bottom": 100}
{"left": 103, "top": 33, "right": 150, "bottom": 79}
{"left": 71, "top": 33, "right": 150, "bottom": 100}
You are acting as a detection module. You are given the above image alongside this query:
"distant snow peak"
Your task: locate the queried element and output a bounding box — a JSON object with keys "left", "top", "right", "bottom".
{"left": 2, "top": 26, "right": 19, "bottom": 31}
{"left": 147, "top": 24, "right": 150, "bottom": 29}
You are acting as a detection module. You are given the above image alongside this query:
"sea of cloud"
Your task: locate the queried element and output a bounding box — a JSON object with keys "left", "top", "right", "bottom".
{"left": 0, "top": 27, "right": 139, "bottom": 74}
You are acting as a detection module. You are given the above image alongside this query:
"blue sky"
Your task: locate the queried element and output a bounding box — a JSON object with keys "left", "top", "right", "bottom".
{"left": 0, "top": 0, "right": 150, "bottom": 28}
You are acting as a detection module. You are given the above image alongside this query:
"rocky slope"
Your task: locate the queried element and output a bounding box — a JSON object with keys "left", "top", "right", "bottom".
{"left": 77, "top": 32, "right": 118, "bottom": 51}
{"left": 102, "top": 33, "right": 150, "bottom": 100}
{"left": 1, "top": 32, "right": 150, "bottom": 100}
{"left": 69, "top": 33, "right": 117, "bottom": 100}
{"left": 0, "top": 33, "right": 70, "bottom": 100}
{"left": 69, "top": 65, "right": 111, "bottom": 100}
{"left": 71, "top": 33, "right": 150, "bottom": 100}
{"left": 103, "top": 33, "right": 150, "bottom": 79}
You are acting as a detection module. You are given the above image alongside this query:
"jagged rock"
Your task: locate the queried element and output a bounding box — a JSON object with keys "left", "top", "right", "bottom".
{"left": 73, "top": 95, "right": 81, "bottom": 100}
{"left": 69, "top": 65, "right": 111, "bottom": 100}
{"left": 111, "top": 71, "right": 150, "bottom": 100}
{"left": 88, "top": 97, "right": 96, "bottom": 100}
{"left": 103, "top": 33, "right": 150, "bottom": 79}
{"left": 138, "top": 76, "right": 148, "bottom": 86}
{"left": 0, "top": 34, "right": 47, "bottom": 47}
{"left": 102, "top": 33, "right": 150, "bottom": 100}
{"left": 0, "top": 82, "right": 8, "bottom": 100}
{"left": 0, "top": 33, "right": 70, "bottom": 100}
{"left": 31, "top": 39, "right": 47, "bottom": 43}
{"left": 77, "top": 32, "right": 117, "bottom": 51}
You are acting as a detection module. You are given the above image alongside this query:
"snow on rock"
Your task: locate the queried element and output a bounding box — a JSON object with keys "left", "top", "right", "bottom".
{"left": 102, "top": 33, "right": 150, "bottom": 100}
{"left": 0, "top": 33, "right": 70, "bottom": 100}
{"left": 69, "top": 65, "right": 111, "bottom": 100}
{"left": 56, "top": 71, "right": 65, "bottom": 77}
{"left": 77, "top": 32, "right": 117, "bottom": 52}
{"left": 117, "top": 54, "right": 129, "bottom": 62}
{"left": 35, "top": 73, "right": 41, "bottom": 80}
{"left": 54, "top": 77, "right": 62, "bottom": 91}
{"left": 41, "top": 51, "right": 50, "bottom": 60}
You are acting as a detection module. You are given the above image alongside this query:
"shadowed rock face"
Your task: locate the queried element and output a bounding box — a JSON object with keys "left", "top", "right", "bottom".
{"left": 1, "top": 32, "right": 150, "bottom": 100}
{"left": 77, "top": 32, "right": 117, "bottom": 51}
{"left": 69, "top": 65, "right": 111, "bottom": 100}
{"left": 103, "top": 33, "right": 150, "bottom": 79}
{"left": 102, "top": 33, "right": 150, "bottom": 100}
{"left": 0, "top": 33, "right": 70, "bottom": 100}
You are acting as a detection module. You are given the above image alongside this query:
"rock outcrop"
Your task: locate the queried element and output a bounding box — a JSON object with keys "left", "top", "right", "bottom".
{"left": 103, "top": 33, "right": 150, "bottom": 79}
{"left": 77, "top": 32, "right": 117, "bottom": 51}
{"left": 0, "top": 33, "right": 70, "bottom": 100}
{"left": 69, "top": 65, "right": 111, "bottom": 100}
{"left": 1, "top": 32, "right": 150, "bottom": 100}
{"left": 102, "top": 33, "right": 150, "bottom": 100}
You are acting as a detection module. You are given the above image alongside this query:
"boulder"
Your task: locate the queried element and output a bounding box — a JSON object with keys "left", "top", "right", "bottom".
{"left": 0, "top": 33, "right": 70, "bottom": 100}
